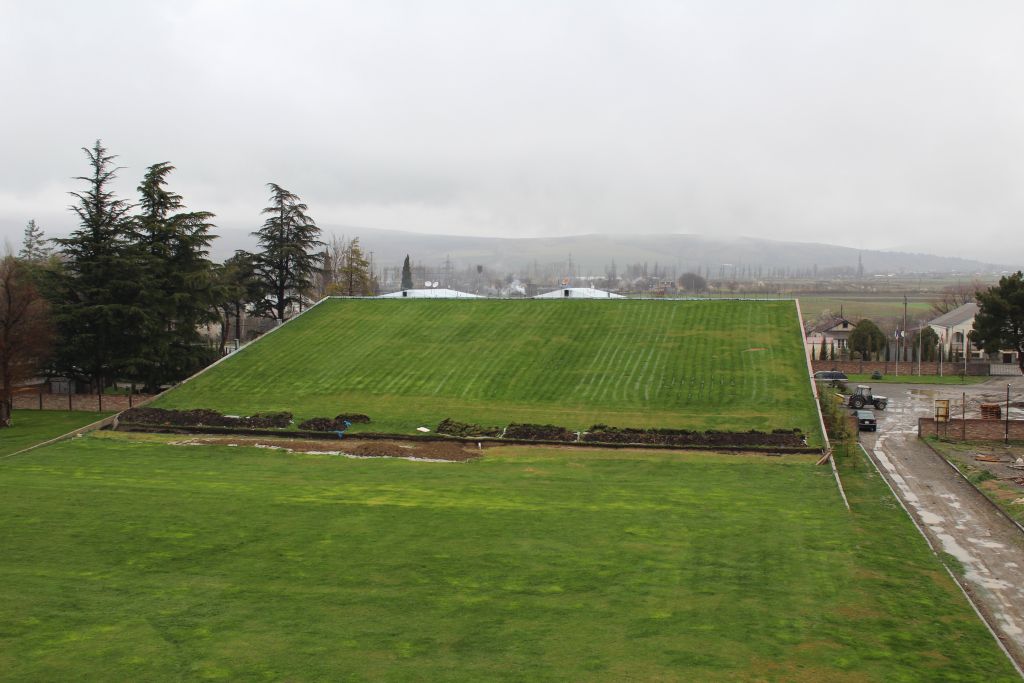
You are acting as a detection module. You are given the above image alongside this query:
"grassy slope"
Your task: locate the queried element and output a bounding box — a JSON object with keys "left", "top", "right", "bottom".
{"left": 0, "top": 410, "right": 111, "bottom": 457}
{"left": 0, "top": 432, "right": 1014, "bottom": 681}
{"left": 156, "top": 299, "right": 821, "bottom": 441}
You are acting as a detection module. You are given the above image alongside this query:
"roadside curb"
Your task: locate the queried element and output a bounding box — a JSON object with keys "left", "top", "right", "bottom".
{"left": 919, "top": 438, "right": 1024, "bottom": 538}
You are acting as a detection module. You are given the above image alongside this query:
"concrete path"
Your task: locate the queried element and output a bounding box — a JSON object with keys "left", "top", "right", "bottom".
{"left": 860, "top": 378, "right": 1024, "bottom": 671}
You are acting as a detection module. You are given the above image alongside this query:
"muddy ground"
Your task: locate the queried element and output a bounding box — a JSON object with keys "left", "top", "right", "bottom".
{"left": 171, "top": 436, "right": 486, "bottom": 461}
{"left": 861, "top": 376, "right": 1024, "bottom": 671}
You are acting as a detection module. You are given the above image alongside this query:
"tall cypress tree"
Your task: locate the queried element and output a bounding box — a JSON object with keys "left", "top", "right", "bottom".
{"left": 136, "top": 162, "right": 218, "bottom": 388}
{"left": 401, "top": 254, "right": 413, "bottom": 290}
{"left": 51, "top": 141, "right": 149, "bottom": 392}
{"left": 252, "top": 184, "right": 323, "bottom": 321}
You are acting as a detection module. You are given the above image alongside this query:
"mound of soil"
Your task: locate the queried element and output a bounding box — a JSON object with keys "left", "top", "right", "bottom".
{"left": 582, "top": 426, "right": 805, "bottom": 448}
{"left": 436, "top": 418, "right": 503, "bottom": 438}
{"left": 121, "top": 407, "right": 293, "bottom": 429}
{"left": 298, "top": 414, "right": 372, "bottom": 431}
{"left": 503, "top": 423, "right": 576, "bottom": 442}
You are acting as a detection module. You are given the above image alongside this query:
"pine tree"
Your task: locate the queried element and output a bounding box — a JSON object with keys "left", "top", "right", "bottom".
{"left": 51, "top": 141, "right": 148, "bottom": 393}
{"left": 19, "top": 219, "right": 53, "bottom": 261}
{"left": 818, "top": 341, "right": 827, "bottom": 361}
{"left": 212, "top": 251, "right": 265, "bottom": 354}
{"left": 136, "top": 162, "right": 218, "bottom": 388}
{"left": 252, "top": 184, "right": 323, "bottom": 321}
{"left": 829, "top": 341, "right": 835, "bottom": 361}
{"left": 973, "top": 271, "right": 1024, "bottom": 372}
{"left": 401, "top": 254, "right": 414, "bottom": 290}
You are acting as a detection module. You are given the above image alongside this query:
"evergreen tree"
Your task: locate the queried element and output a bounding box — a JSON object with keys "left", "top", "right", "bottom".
{"left": 973, "top": 271, "right": 1024, "bottom": 372}
{"left": 849, "top": 319, "right": 886, "bottom": 360}
{"left": 252, "top": 184, "right": 323, "bottom": 321}
{"left": 19, "top": 219, "right": 53, "bottom": 261}
{"left": 212, "top": 251, "right": 265, "bottom": 354}
{"left": 135, "top": 162, "right": 219, "bottom": 388}
{"left": 401, "top": 254, "right": 414, "bottom": 290}
{"left": 829, "top": 341, "right": 835, "bottom": 361}
{"left": 677, "top": 272, "right": 707, "bottom": 292}
{"left": 50, "top": 141, "right": 148, "bottom": 393}
{"left": 917, "top": 327, "right": 939, "bottom": 361}
{"left": 818, "top": 341, "right": 827, "bottom": 361}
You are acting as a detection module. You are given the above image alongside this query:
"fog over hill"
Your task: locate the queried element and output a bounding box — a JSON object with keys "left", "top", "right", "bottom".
{"left": 209, "top": 225, "right": 1007, "bottom": 276}
{"left": 1, "top": 215, "right": 1009, "bottom": 276}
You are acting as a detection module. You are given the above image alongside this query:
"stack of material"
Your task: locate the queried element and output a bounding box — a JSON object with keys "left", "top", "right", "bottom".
{"left": 980, "top": 403, "right": 1002, "bottom": 420}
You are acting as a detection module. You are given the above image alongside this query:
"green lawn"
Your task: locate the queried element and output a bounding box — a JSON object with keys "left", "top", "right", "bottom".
{"left": 846, "top": 373, "right": 990, "bottom": 385}
{"left": 798, "top": 295, "right": 934, "bottom": 323}
{"left": 156, "top": 299, "right": 821, "bottom": 442}
{"left": 0, "top": 410, "right": 111, "bottom": 457}
{"left": 0, "top": 432, "right": 1014, "bottom": 680}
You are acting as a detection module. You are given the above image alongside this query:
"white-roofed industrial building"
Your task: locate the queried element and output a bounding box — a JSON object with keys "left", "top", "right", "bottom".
{"left": 376, "top": 288, "right": 483, "bottom": 299}
{"left": 534, "top": 287, "right": 623, "bottom": 299}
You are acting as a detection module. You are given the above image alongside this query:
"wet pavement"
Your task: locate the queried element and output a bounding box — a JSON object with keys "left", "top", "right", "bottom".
{"left": 860, "top": 377, "right": 1024, "bottom": 671}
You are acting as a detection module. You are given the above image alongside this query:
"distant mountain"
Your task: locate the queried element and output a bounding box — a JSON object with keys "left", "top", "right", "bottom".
{"left": 1, "top": 213, "right": 1009, "bottom": 275}
{"left": 210, "top": 226, "right": 1008, "bottom": 276}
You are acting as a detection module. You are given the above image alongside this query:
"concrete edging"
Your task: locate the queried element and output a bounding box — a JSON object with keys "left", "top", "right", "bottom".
{"left": 795, "top": 297, "right": 849, "bottom": 511}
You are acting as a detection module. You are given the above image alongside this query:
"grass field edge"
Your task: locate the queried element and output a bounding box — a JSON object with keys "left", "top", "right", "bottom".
{"left": 1, "top": 413, "right": 117, "bottom": 460}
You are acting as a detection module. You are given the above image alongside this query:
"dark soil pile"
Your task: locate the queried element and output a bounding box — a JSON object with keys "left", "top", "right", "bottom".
{"left": 503, "top": 423, "right": 576, "bottom": 442}
{"left": 298, "top": 414, "right": 372, "bottom": 431}
{"left": 436, "top": 418, "right": 503, "bottom": 438}
{"left": 121, "top": 407, "right": 293, "bottom": 429}
{"left": 583, "top": 426, "right": 805, "bottom": 448}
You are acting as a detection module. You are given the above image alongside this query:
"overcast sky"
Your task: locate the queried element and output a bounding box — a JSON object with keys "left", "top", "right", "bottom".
{"left": 1, "top": 1, "right": 1022, "bottom": 263}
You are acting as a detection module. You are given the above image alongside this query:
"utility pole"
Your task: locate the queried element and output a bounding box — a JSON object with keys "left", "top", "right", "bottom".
{"left": 903, "top": 294, "right": 908, "bottom": 364}
{"left": 1006, "top": 384, "right": 1011, "bottom": 444}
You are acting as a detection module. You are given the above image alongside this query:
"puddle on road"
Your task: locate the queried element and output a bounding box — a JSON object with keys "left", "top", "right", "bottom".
{"left": 968, "top": 537, "right": 1008, "bottom": 550}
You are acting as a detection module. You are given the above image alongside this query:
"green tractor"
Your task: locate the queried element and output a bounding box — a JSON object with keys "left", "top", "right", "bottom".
{"left": 847, "top": 385, "right": 888, "bottom": 410}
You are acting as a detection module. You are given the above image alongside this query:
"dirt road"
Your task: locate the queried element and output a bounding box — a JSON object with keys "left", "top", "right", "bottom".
{"left": 860, "top": 377, "right": 1024, "bottom": 671}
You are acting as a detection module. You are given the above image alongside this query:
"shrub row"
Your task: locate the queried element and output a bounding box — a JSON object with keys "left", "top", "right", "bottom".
{"left": 298, "top": 414, "right": 371, "bottom": 431}
{"left": 121, "top": 407, "right": 293, "bottom": 429}
{"left": 583, "top": 426, "right": 805, "bottom": 447}
{"left": 435, "top": 417, "right": 805, "bottom": 447}
{"left": 503, "top": 423, "right": 577, "bottom": 441}
{"left": 435, "top": 418, "right": 502, "bottom": 438}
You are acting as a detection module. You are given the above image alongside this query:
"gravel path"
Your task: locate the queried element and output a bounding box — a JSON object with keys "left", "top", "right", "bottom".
{"left": 860, "top": 377, "right": 1024, "bottom": 672}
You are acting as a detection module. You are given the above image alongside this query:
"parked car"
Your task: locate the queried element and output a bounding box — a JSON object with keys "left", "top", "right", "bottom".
{"left": 813, "top": 370, "right": 848, "bottom": 383}
{"left": 855, "top": 410, "right": 877, "bottom": 432}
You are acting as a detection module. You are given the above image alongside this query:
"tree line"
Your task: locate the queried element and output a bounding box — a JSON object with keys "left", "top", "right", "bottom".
{"left": 1, "top": 141, "right": 376, "bottom": 425}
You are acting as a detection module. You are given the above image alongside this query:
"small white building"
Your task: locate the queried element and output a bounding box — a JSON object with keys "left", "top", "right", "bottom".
{"left": 928, "top": 303, "right": 980, "bottom": 360}
{"left": 805, "top": 317, "right": 857, "bottom": 355}
{"left": 376, "top": 288, "right": 482, "bottom": 299}
{"left": 534, "top": 287, "right": 624, "bottom": 299}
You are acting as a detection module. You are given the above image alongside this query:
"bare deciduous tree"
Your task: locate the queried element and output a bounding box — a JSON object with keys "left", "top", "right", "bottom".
{"left": 930, "top": 280, "right": 984, "bottom": 316}
{"left": 1, "top": 255, "right": 54, "bottom": 426}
